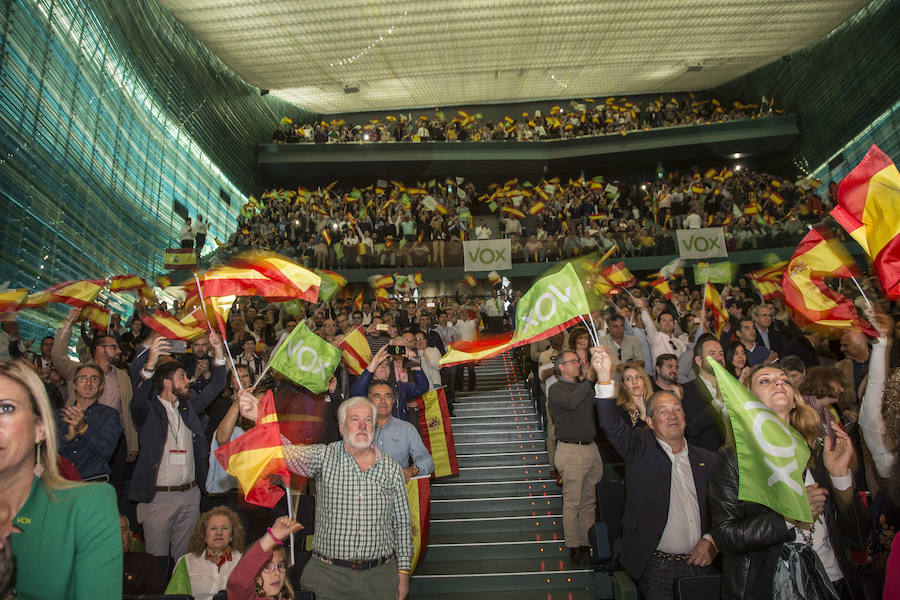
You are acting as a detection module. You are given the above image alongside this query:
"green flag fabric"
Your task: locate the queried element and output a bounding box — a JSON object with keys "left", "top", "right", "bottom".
{"left": 268, "top": 322, "right": 342, "bottom": 393}
{"left": 708, "top": 357, "right": 813, "bottom": 523}
{"left": 441, "top": 262, "right": 591, "bottom": 365}
{"left": 313, "top": 269, "right": 341, "bottom": 302}
{"left": 694, "top": 261, "right": 734, "bottom": 284}
{"left": 164, "top": 556, "right": 192, "bottom": 596}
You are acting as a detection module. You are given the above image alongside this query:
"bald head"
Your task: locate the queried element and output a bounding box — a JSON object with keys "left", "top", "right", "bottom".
{"left": 840, "top": 330, "right": 870, "bottom": 362}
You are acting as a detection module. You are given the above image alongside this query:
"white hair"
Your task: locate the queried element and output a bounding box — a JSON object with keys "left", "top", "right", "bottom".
{"left": 337, "top": 396, "right": 377, "bottom": 425}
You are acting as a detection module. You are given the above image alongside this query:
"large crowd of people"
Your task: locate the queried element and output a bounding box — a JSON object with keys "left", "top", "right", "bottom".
{"left": 3, "top": 252, "right": 900, "bottom": 597}
{"left": 272, "top": 94, "right": 777, "bottom": 144}
{"left": 221, "top": 165, "right": 825, "bottom": 270}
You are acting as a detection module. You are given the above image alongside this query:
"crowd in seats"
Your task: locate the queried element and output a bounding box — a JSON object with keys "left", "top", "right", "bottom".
{"left": 223, "top": 165, "right": 826, "bottom": 269}
{"left": 272, "top": 94, "right": 777, "bottom": 144}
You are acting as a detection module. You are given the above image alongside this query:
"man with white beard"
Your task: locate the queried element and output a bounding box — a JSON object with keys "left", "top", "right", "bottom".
{"left": 239, "top": 395, "right": 412, "bottom": 600}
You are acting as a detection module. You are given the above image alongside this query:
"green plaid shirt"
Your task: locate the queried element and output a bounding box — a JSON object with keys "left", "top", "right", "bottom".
{"left": 283, "top": 440, "right": 413, "bottom": 570}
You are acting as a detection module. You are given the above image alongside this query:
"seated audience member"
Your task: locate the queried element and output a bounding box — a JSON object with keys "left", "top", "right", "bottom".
{"left": 592, "top": 347, "right": 719, "bottom": 600}
{"left": 121, "top": 514, "right": 166, "bottom": 595}
{"left": 369, "top": 379, "right": 434, "bottom": 480}
{"left": 709, "top": 364, "right": 869, "bottom": 599}
{"left": 55, "top": 363, "right": 123, "bottom": 480}
{"left": 1, "top": 360, "right": 122, "bottom": 599}
{"left": 166, "top": 506, "right": 246, "bottom": 600}
{"left": 227, "top": 516, "right": 303, "bottom": 600}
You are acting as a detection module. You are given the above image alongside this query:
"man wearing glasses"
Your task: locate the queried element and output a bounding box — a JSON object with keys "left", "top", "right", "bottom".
{"left": 52, "top": 307, "right": 139, "bottom": 472}
{"left": 751, "top": 304, "right": 784, "bottom": 355}
{"left": 55, "top": 363, "right": 123, "bottom": 480}
{"left": 548, "top": 351, "right": 604, "bottom": 567}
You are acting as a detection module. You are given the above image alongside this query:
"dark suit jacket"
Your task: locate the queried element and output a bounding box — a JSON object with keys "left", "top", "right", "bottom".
{"left": 595, "top": 396, "right": 719, "bottom": 580}
{"left": 682, "top": 377, "right": 727, "bottom": 452}
{"left": 755, "top": 326, "right": 785, "bottom": 355}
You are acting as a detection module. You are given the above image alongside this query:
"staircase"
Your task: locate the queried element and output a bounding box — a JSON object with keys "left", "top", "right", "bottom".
{"left": 410, "top": 352, "right": 605, "bottom": 599}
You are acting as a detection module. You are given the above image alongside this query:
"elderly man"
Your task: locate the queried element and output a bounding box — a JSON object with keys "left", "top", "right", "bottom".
{"left": 592, "top": 347, "right": 719, "bottom": 600}
{"left": 548, "top": 350, "right": 604, "bottom": 566}
{"left": 241, "top": 395, "right": 412, "bottom": 600}
{"left": 751, "top": 304, "right": 784, "bottom": 355}
{"left": 55, "top": 363, "right": 123, "bottom": 480}
{"left": 369, "top": 379, "right": 434, "bottom": 480}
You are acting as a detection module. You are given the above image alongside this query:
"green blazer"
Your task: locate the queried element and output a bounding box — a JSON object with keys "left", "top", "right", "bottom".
{"left": 11, "top": 477, "right": 122, "bottom": 599}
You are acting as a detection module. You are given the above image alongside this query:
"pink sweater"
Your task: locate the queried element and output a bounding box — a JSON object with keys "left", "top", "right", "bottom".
{"left": 226, "top": 541, "right": 279, "bottom": 600}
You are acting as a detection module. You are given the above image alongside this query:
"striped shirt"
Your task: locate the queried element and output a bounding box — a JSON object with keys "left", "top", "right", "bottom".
{"left": 283, "top": 441, "right": 413, "bottom": 570}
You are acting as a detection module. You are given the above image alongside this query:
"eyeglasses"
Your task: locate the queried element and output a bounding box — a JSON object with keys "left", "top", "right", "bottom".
{"left": 558, "top": 359, "right": 583, "bottom": 366}
{"left": 75, "top": 375, "right": 102, "bottom": 383}
{"left": 414, "top": 337, "right": 425, "bottom": 341}
{"left": 262, "top": 562, "right": 288, "bottom": 573}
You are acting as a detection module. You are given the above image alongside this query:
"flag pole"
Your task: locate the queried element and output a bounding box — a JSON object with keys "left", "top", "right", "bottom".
{"left": 850, "top": 276, "right": 873, "bottom": 310}
{"left": 284, "top": 482, "right": 296, "bottom": 566}
{"left": 193, "top": 273, "right": 242, "bottom": 389}
{"left": 579, "top": 315, "right": 600, "bottom": 347}
{"left": 252, "top": 362, "right": 272, "bottom": 390}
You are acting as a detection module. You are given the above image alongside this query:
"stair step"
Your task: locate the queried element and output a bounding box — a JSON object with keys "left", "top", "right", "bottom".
{"left": 454, "top": 430, "right": 545, "bottom": 443}
{"left": 457, "top": 451, "right": 548, "bottom": 467}
{"left": 431, "top": 494, "right": 561, "bottom": 515}
{"left": 410, "top": 558, "right": 595, "bottom": 594}
{"left": 430, "top": 512, "right": 563, "bottom": 535}
{"left": 407, "top": 588, "right": 597, "bottom": 600}
{"left": 454, "top": 440, "right": 546, "bottom": 454}
{"left": 453, "top": 464, "right": 553, "bottom": 482}
{"left": 432, "top": 479, "right": 558, "bottom": 500}
{"left": 454, "top": 402, "right": 534, "bottom": 413}
{"left": 452, "top": 421, "right": 541, "bottom": 433}
{"left": 424, "top": 539, "right": 568, "bottom": 561}
{"left": 452, "top": 413, "right": 538, "bottom": 423}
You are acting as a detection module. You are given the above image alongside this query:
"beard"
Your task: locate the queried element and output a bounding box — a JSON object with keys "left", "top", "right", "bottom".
{"left": 174, "top": 388, "right": 191, "bottom": 403}
{"left": 344, "top": 429, "right": 374, "bottom": 450}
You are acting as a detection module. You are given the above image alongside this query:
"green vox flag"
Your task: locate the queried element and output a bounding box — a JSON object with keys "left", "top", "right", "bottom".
{"left": 268, "top": 322, "right": 342, "bottom": 393}
{"left": 707, "top": 357, "right": 813, "bottom": 523}
{"left": 164, "top": 557, "right": 192, "bottom": 596}
{"left": 514, "top": 262, "right": 591, "bottom": 341}
{"left": 313, "top": 269, "right": 341, "bottom": 302}
{"left": 694, "top": 261, "right": 733, "bottom": 284}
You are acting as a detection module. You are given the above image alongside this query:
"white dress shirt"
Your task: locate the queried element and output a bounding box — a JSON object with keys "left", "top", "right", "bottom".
{"left": 655, "top": 438, "right": 703, "bottom": 554}
{"left": 156, "top": 397, "right": 195, "bottom": 486}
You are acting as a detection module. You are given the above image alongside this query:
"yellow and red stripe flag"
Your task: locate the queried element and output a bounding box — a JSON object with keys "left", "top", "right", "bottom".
{"left": 501, "top": 206, "right": 524, "bottom": 219}
{"left": 322, "top": 229, "right": 332, "bottom": 245}
{"left": 464, "top": 273, "right": 477, "bottom": 287}
{"left": 372, "top": 274, "right": 394, "bottom": 289}
{"left": 831, "top": 144, "right": 900, "bottom": 299}
{"left": 164, "top": 248, "right": 197, "bottom": 271}
{"left": 80, "top": 303, "right": 111, "bottom": 331}
{"left": 703, "top": 283, "right": 729, "bottom": 337}
{"left": 337, "top": 325, "right": 373, "bottom": 376}
{"left": 415, "top": 388, "right": 459, "bottom": 477}
{"left": 641, "top": 276, "right": 673, "bottom": 300}
{"left": 188, "top": 265, "right": 298, "bottom": 301}
{"left": 215, "top": 390, "right": 292, "bottom": 508}
{"left": 747, "top": 261, "right": 787, "bottom": 300}
{"left": 602, "top": 262, "right": 636, "bottom": 288}
{"left": 782, "top": 228, "right": 877, "bottom": 336}
{"left": 48, "top": 279, "right": 104, "bottom": 308}
{"left": 141, "top": 310, "right": 206, "bottom": 340}
{"left": 228, "top": 251, "right": 321, "bottom": 302}
{"left": 406, "top": 477, "right": 431, "bottom": 573}
{"left": 374, "top": 287, "right": 391, "bottom": 309}
{"left": 768, "top": 192, "right": 784, "bottom": 206}
{"left": 109, "top": 274, "right": 146, "bottom": 292}
{"left": 21, "top": 289, "right": 53, "bottom": 309}
{"left": 0, "top": 289, "right": 28, "bottom": 314}
{"left": 529, "top": 201, "right": 546, "bottom": 215}
{"left": 354, "top": 291, "right": 363, "bottom": 312}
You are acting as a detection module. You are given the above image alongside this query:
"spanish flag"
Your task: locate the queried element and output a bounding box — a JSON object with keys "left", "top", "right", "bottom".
{"left": 782, "top": 228, "right": 877, "bottom": 336}
{"left": 0, "top": 289, "right": 27, "bottom": 314}
{"left": 322, "top": 229, "right": 332, "bottom": 246}
{"left": 464, "top": 273, "right": 477, "bottom": 287}
{"left": 528, "top": 201, "right": 546, "bottom": 215}
{"left": 109, "top": 274, "right": 146, "bottom": 292}
{"left": 415, "top": 388, "right": 459, "bottom": 478}
{"left": 374, "top": 287, "right": 390, "bottom": 309}
{"left": 406, "top": 476, "right": 431, "bottom": 573}
{"left": 602, "top": 262, "right": 636, "bottom": 288}
{"left": 413, "top": 272, "right": 423, "bottom": 286}
{"left": 141, "top": 310, "right": 206, "bottom": 341}
{"left": 769, "top": 192, "right": 785, "bottom": 205}
{"left": 21, "top": 289, "right": 53, "bottom": 309}
{"left": 703, "top": 283, "right": 729, "bottom": 337}
{"left": 354, "top": 291, "right": 363, "bottom": 311}
{"left": 80, "top": 303, "right": 111, "bottom": 331}
{"left": 337, "top": 325, "right": 372, "bottom": 376}
{"left": 501, "top": 206, "right": 524, "bottom": 219}
{"left": 747, "top": 262, "right": 787, "bottom": 300}
{"left": 831, "top": 144, "right": 900, "bottom": 299}
{"left": 164, "top": 248, "right": 197, "bottom": 271}
{"left": 704, "top": 168, "right": 718, "bottom": 179}
{"left": 228, "top": 251, "right": 321, "bottom": 302}
{"left": 49, "top": 279, "right": 105, "bottom": 308}
{"left": 641, "top": 277, "right": 673, "bottom": 300}
{"left": 215, "top": 390, "right": 292, "bottom": 508}
{"left": 156, "top": 275, "right": 173, "bottom": 289}
{"left": 188, "top": 265, "right": 298, "bottom": 301}
{"left": 372, "top": 274, "right": 394, "bottom": 289}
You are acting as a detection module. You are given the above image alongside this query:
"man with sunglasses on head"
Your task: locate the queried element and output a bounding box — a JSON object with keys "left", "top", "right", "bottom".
{"left": 548, "top": 350, "right": 604, "bottom": 567}
{"left": 55, "top": 363, "right": 123, "bottom": 480}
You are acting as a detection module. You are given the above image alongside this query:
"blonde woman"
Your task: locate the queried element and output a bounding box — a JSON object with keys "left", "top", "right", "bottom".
{"left": 615, "top": 362, "right": 653, "bottom": 428}
{"left": 0, "top": 360, "right": 121, "bottom": 599}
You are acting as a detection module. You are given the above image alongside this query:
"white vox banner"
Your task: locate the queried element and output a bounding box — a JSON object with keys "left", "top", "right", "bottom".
{"left": 464, "top": 239, "right": 512, "bottom": 272}
{"left": 676, "top": 227, "right": 728, "bottom": 259}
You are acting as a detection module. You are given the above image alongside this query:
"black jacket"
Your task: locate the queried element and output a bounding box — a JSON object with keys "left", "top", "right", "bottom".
{"left": 128, "top": 350, "right": 226, "bottom": 503}
{"left": 709, "top": 444, "right": 869, "bottom": 600}
{"left": 682, "top": 377, "right": 727, "bottom": 452}
{"left": 595, "top": 396, "right": 718, "bottom": 580}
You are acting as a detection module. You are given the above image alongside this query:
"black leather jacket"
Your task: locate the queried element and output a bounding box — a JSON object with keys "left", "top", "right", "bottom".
{"left": 709, "top": 443, "right": 869, "bottom": 600}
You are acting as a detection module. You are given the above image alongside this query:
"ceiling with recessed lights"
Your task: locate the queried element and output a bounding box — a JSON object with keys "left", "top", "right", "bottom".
{"left": 158, "top": 0, "right": 868, "bottom": 114}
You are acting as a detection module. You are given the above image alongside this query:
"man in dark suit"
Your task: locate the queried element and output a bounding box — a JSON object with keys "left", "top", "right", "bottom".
{"left": 751, "top": 304, "right": 784, "bottom": 356}
{"left": 681, "top": 334, "right": 730, "bottom": 453}
{"left": 591, "top": 346, "right": 719, "bottom": 600}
